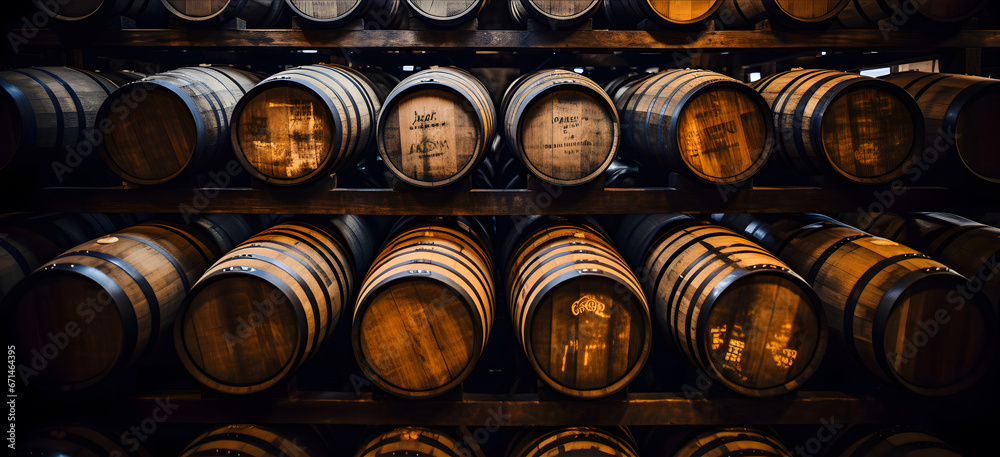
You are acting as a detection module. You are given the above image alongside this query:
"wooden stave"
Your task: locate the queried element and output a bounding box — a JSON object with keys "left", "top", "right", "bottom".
{"left": 230, "top": 64, "right": 382, "bottom": 185}
{"left": 355, "top": 427, "right": 462, "bottom": 457}
{"left": 406, "top": 0, "right": 488, "bottom": 26}
{"left": 720, "top": 0, "right": 850, "bottom": 27}
{"left": 752, "top": 69, "right": 924, "bottom": 184}
{"left": 518, "top": 0, "right": 603, "bottom": 28}
{"left": 508, "top": 427, "right": 640, "bottom": 457}
{"left": 604, "top": 0, "right": 724, "bottom": 28}
{"left": 22, "top": 424, "right": 152, "bottom": 457}
{"left": 836, "top": 427, "right": 961, "bottom": 457}
{"left": 180, "top": 424, "right": 320, "bottom": 457}
{"left": 509, "top": 0, "right": 530, "bottom": 28}
{"left": 673, "top": 428, "right": 793, "bottom": 457}
{"left": 501, "top": 69, "right": 620, "bottom": 186}
{"left": 614, "top": 213, "right": 696, "bottom": 268}
{"left": 162, "top": 0, "right": 288, "bottom": 26}
{"left": 838, "top": 0, "right": 987, "bottom": 27}
{"left": 285, "top": 0, "right": 372, "bottom": 26}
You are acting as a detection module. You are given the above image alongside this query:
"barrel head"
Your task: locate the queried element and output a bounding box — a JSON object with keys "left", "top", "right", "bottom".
{"left": 676, "top": 87, "right": 770, "bottom": 183}
{"left": 287, "top": 0, "right": 367, "bottom": 20}
{"left": 163, "top": 0, "right": 230, "bottom": 19}
{"left": 956, "top": 89, "right": 1000, "bottom": 181}
{"left": 647, "top": 0, "right": 722, "bottom": 24}
{"left": 773, "top": 0, "right": 849, "bottom": 22}
{"left": 408, "top": 0, "right": 481, "bottom": 21}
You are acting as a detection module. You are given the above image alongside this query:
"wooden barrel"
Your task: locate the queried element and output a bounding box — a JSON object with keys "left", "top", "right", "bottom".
{"left": 231, "top": 64, "right": 382, "bottom": 185}
{"left": 753, "top": 69, "right": 924, "bottom": 184}
{"left": 180, "top": 425, "right": 322, "bottom": 457}
{"left": 376, "top": 67, "right": 495, "bottom": 187}
{"left": 882, "top": 71, "right": 1000, "bottom": 182}
{"left": 356, "top": 427, "right": 462, "bottom": 457}
{"left": 518, "top": 0, "right": 602, "bottom": 29}
{"left": 327, "top": 214, "right": 377, "bottom": 278}
{"left": 162, "top": 0, "right": 287, "bottom": 26}
{"left": 286, "top": 0, "right": 373, "bottom": 26}
{"left": 615, "top": 69, "right": 774, "bottom": 184}
{"left": 365, "top": 0, "right": 406, "bottom": 28}
{"left": 509, "top": 0, "right": 530, "bottom": 27}
{"left": 95, "top": 70, "right": 148, "bottom": 87}
{"left": 839, "top": 0, "right": 987, "bottom": 27}
{"left": 189, "top": 213, "right": 279, "bottom": 256}
{"left": 175, "top": 222, "right": 354, "bottom": 394}
{"left": 0, "top": 67, "right": 120, "bottom": 171}
{"left": 674, "top": 428, "right": 792, "bottom": 457}
{"left": 509, "top": 428, "right": 640, "bottom": 457}
{"left": 719, "top": 0, "right": 850, "bottom": 27}
{"left": 34, "top": 0, "right": 165, "bottom": 24}
{"left": 0, "top": 226, "right": 64, "bottom": 302}
{"left": 501, "top": 69, "right": 619, "bottom": 186}
{"left": 6, "top": 222, "right": 216, "bottom": 392}
{"left": 354, "top": 217, "right": 494, "bottom": 397}
{"left": 21, "top": 425, "right": 152, "bottom": 457}
{"left": 507, "top": 221, "right": 650, "bottom": 397}
{"left": 626, "top": 215, "right": 827, "bottom": 396}
{"left": 603, "top": 0, "right": 724, "bottom": 28}
{"left": 837, "top": 428, "right": 961, "bottom": 457}
{"left": 406, "top": 0, "right": 488, "bottom": 26}
{"left": 715, "top": 213, "right": 998, "bottom": 396}
{"left": 97, "top": 67, "right": 261, "bottom": 185}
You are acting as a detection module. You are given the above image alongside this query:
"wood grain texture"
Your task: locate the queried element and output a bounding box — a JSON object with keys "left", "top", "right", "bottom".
{"left": 502, "top": 69, "right": 619, "bottom": 185}
{"left": 616, "top": 69, "right": 773, "bottom": 184}
{"left": 287, "top": 0, "right": 368, "bottom": 23}
{"left": 753, "top": 69, "right": 923, "bottom": 184}
{"left": 722, "top": 0, "right": 849, "bottom": 27}
{"left": 674, "top": 428, "right": 792, "bottom": 457}
{"left": 839, "top": 0, "right": 987, "bottom": 27}
{"left": 354, "top": 217, "right": 494, "bottom": 397}
{"left": 837, "top": 428, "right": 961, "bottom": 457}
{"left": 604, "top": 0, "right": 724, "bottom": 27}
{"left": 521, "top": 0, "right": 602, "bottom": 27}
{"left": 163, "top": 0, "right": 287, "bottom": 26}
{"left": 9, "top": 222, "right": 216, "bottom": 392}
{"left": 407, "top": 0, "right": 486, "bottom": 26}
{"left": 355, "top": 427, "right": 462, "bottom": 457}
{"left": 509, "top": 428, "right": 640, "bottom": 457}
{"left": 21, "top": 425, "right": 152, "bottom": 457}
{"left": 180, "top": 424, "right": 321, "bottom": 457}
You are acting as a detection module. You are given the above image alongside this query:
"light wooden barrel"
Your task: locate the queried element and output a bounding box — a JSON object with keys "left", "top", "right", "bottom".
{"left": 518, "top": 0, "right": 602, "bottom": 28}
{"left": 354, "top": 217, "right": 494, "bottom": 397}
{"left": 507, "top": 221, "right": 650, "bottom": 398}
{"left": 22, "top": 425, "right": 152, "bottom": 457}
{"left": 232, "top": 64, "right": 382, "bottom": 185}
{"left": 7, "top": 222, "right": 217, "bottom": 392}
{"left": 286, "top": 0, "right": 372, "bottom": 25}
{"left": 674, "top": 429, "right": 792, "bottom": 457}
{"left": 603, "top": 0, "right": 724, "bottom": 28}
{"left": 753, "top": 69, "right": 924, "bottom": 184}
{"left": 0, "top": 67, "right": 120, "bottom": 171}
{"left": 35, "top": 0, "right": 165, "bottom": 23}
{"left": 376, "top": 67, "right": 495, "bottom": 187}
{"left": 717, "top": 214, "right": 997, "bottom": 396}
{"left": 837, "top": 428, "right": 961, "bottom": 457}
{"left": 719, "top": 0, "right": 849, "bottom": 27}
{"left": 615, "top": 69, "right": 774, "bottom": 184}
{"left": 180, "top": 425, "right": 322, "bottom": 457}
{"left": 882, "top": 71, "right": 1000, "bottom": 182}
{"left": 501, "top": 69, "right": 619, "bottom": 186}
{"left": 406, "top": 0, "right": 488, "bottom": 26}
{"left": 839, "top": 0, "right": 987, "bottom": 27}
{"left": 508, "top": 428, "right": 640, "bottom": 457}
{"left": 98, "top": 67, "right": 261, "bottom": 185}
{"left": 162, "top": 0, "right": 288, "bottom": 26}
{"left": 175, "top": 222, "right": 354, "bottom": 394}
{"left": 356, "top": 427, "right": 462, "bottom": 457}
{"left": 628, "top": 215, "right": 827, "bottom": 396}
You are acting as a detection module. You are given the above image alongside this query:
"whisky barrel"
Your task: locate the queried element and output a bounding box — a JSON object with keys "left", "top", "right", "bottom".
{"left": 34, "top": 0, "right": 165, "bottom": 24}
{"left": 376, "top": 67, "right": 495, "bottom": 187}
{"left": 509, "top": 428, "right": 640, "bottom": 457}
{"left": 359, "top": 67, "right": 400, "bottom": 100}
{"left": 98, "top": 67, "right": 261, "bottom": 185}
{"left": 180, "top": 425, "right": 321, "bottom": 457}
{"left": 189, "top": 213, "right": 279, "bottom": 256}
{"left": 509, "top": 0, "right": 529, "bottom": 27}
{"left": 354, "top": 217, "right": 494, "bottom": 397}
{"left": 365, "top": 0, "right": 406, "bottom": 28}
{"left": 0, "top": 67, "right": 120, "bottom": 171}
{"left": 518, "top": 0, "right": 602, "bottom": 29}
{"left": 286, "top": 0, "right": 373, "bottom": 26}
{"left": 839, "top": 0, "right": 987, "bottom": 27}
{"left": 406, "top": 0, "right": 488, "bottom": 26}
{"left": 719, "top": 0, "right": 850, "bottom": 28}
{"left": 6, "top": 222, "right": 216, "bottom": 392}
{"left": 356, "top": 427, "right": 462, "bottom": 457}
{"left": 175, "top": 222, "right": 354, "bottom": 394}
{"left": 162, "top": 0, "right": 288, "bottom": 26}
{"left": 882, "top": 71, "right": 1000, "bottom": 182}
{"left": 615, "top": 69, "right": 774, "bottom": 184}
{"left": 840, "top": 212, "right": 1000, "bottom": 311}
{"left": 507, "top": 220, "right": 650, "bottom": 397}
{"left": 95, "top": 70, "right": 148, "bottom": 87}
{"left": 715, "top": 213, "right": 998, "bottom": 395}
{"left": 501, "top": 69, "right": 619, "bottom": 186}
{"left": 0, "top": 226, "right": 63, "bottom": 302}
{"left": 837, "top": 428, "right": 961, "bottom": 457}
{"left": 624, "top": 215, "right": 827, "bottom": 396}
{"left": 231, "top": 64, "right": 382, "bottom": 185}
{"left": 22, "top": 425, "right": 152, "bottom": 457}
{"left": 327, "top": 214, "right": 376, "bottom": 277}
{"left": 674, "top": 429, "right": 792, "bottom": 457}
{"left": 753, "top": 70, "right": 924, "bottom": 184}
{"left": 603, "top": 0, "right": 724, "bottom": 28}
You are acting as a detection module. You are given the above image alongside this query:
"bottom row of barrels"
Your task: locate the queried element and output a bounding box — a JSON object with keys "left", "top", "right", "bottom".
{"left": 21, "top": 424, "right": 966, "bottom": 457}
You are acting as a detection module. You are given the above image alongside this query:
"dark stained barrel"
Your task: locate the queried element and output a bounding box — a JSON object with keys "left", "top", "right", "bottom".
{"left": 836, "top": 428, "right": 962, "bottom": 457}
{"left": 509, "top": 428, "right": 640, "bottom": 457}
{"left": 406, "top": 0, "right": 488, "bottom": 26}
{"left": 97, "top": 67, "right": 261, "bottom": 185}
{"left": 188, "top": 213, "right": 280, "bottom": 257}
{"left": 501, "top": 69, "right": 619, "bottom": 186}
{"left": 180, "top": 424, "right": 323, "bottom": 457}
{"left": 839, "top": 0, "right": 987, "bottom": 27}
{"left": 603, "top": 0, "right": 724, "bottom": 28}
{"left": 882, "top": 71, "right": 1000, "bottom": 182}
{"left": 95, "top": 70, "right": 148, "bottom": 87}
{"left": 231, "top": 64, "right": 382, "bottom": 185}
{"left": 719, "top": 0, "right": 850, "bottom": 27}
{"left": 35, "top": 0, "right": 165, "bottom": 24}
{"left": 753, "top": 70, "right": 924, "bottom": 184}
{"left": 518, "top": 0, "right": 602, "bottom": 29}
{"left": 674, "top": 428, "right": 792, "bottom": 457}
{"left": 0, "top": 226, "right": 63, "bottom": 303}
{"left": 21, "top": 425, "right": 152, "bottom": 457}
{"left": 615, "top": 69, "right": 774, "bottom": 184}
{"left": 356, "top": 427, "right": 462, "bottom": 457}
{"left": 162, "top": 0, "right": 288, "bottom": 26}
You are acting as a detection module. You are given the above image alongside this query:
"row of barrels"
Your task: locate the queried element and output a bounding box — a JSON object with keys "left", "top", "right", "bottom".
{"left": 4, "top": 64, "right": 999, "bottom": 188}
{"left": 20, "top": 423, "right": 969, "bottom": 457}
{"left": 5, "top": 210, "right": 998, "bottom": 398}
{"left": 29, "top": 0, "right": 992, "bottom": 30}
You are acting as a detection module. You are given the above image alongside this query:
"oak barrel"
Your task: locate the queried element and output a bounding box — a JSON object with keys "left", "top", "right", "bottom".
{"left": 180, "top": 424, "right": 322, "bottom": 457}
{"left": 97, "top": 66, "right": 262, "bottom": 185}
{"left": 232, "top": 64, "right": 382, "bottom": 185}
{"left": 188, "top": 213, "right": 280, "bottom": 257}
{"left": 376, "top": 67, "right": 495, "bottom": 187}
{"left": 621, "top": 214, "right": 828, "bottom": 396}
{"left": 35, "top": 0, "right": 165, "bottom": 24}
{"left": 5, "top": 222, "right": 217, "bottom": 392}
{"left": 406, "top": 0, "right": 488, "bottom": 26}
{"left": 882, "top": 71, "right": 1000, "bottom": 182}
{"left": 355, "top": 427, "right": 462, "bottom": 457}
{"left": 719, "top": 0, "right": 850, "bottom": 28}
{"left": 0, "top": 226, "right": 63, "bottom": 303}
{"left": 839, "top": 0, "right": 987, "bottom": 27}
{"left": 518, "top": 0, "right": 602, "bottom": 29}
{"left": 501, "top": 69, "right": 619, "bottom": 186}
{"left": 0, "top": 67, "right": 121, "bottom": 171}
{"left": 603, "top": 0, "right": 724, "bottom": 28}
{"left": 162, "top": 0, "right": 288, "bottom": 26}
{"left": 22, "top": 425, "right": 152, "bottom": 457}
{"left": 673, "top": 428, "right": 792, "bottom": 457}
{"left": 95, "top": 70, "right": 148, "bottom": 87}
{"left": 354, "top": 217, "right": 494, "bottom": 397}
{"left": 615, "top": 69, "right": 774, "bottom": 184}
{"left": 837, "top": 428, "right": 961, "bottom": 457}
{"left": 175, "top": 222, "right": 355, "bottom": 394}
{"left": 753, "top": 69, "right": 924, "bottom": 184}
{"left": 507, "top": 220, "right": 650, "bottom": 398}
{"left": 508, "top": 428, "right": 640, "bottom": 457}
{"left": 714, "top": 213, "right": 998, "bottom": 396}
{"left": 286, "top": 0, "right": 372, "bottom": 25}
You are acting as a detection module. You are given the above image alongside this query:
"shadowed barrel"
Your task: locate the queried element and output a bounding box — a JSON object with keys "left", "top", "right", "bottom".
{"left": 508, "top": 427, "right": 640, "bottom": 457}
{"left": 180, "top": 424, "right": 323, "bottom": 457}
{"left": 21, "top": 425, "right": 152, "bottom": 457}
{"left": 162, "top": 0, "right": 288, "bottom": 26}
{"left": 836, "top": 428, "right": 962, "bottom": 457}
{"left": 673, "top": 428, "right": 792, "bottom": 457}
{"left": 34, "top": 0, "right": 165, "bottom": 24}
{"left": 356, "top": 427, "right": 463, "bottom": 457}
{"left": 839, "top": 0, "right": 987, "bottom": 27}
{"left": 719, "top": 0, "right": 850, "bottom": 27}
